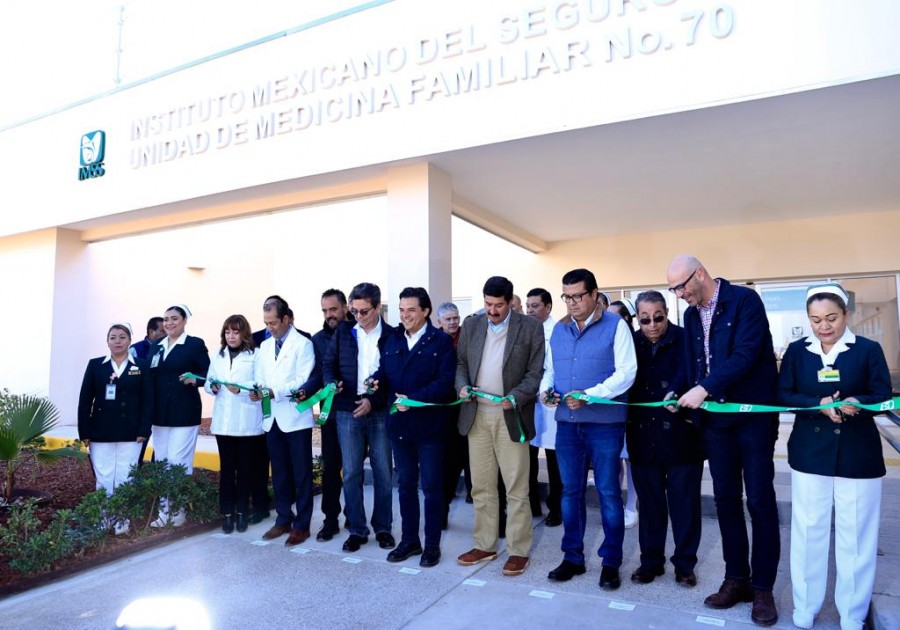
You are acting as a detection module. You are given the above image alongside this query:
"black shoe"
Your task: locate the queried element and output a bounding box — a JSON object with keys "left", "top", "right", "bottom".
{"left": 420, "top": 546, "right": 441, "bottom": 568}
{"left": 675, "top": 570, "right": 698, "bottom": 587}
{"left": 222, "top": 514, "right": 235, "bottom": 534}
{"left": 316, "top": 522, "right": 340, "bottom": 542}
{"left": 548, "top": 560, "right": 587, "bottom": 582}
{"left": 465, "top": 492, "right": 473, "bottom": 504}
{"left": 544, "top": 512, "right": 562, "bottom": 527}
{"left": 387, "top": 541, "right": 423, "bottom": 563}
{"left": 248, "top": 511, "right": 270, "bottom": 525}
{"left": 235, "top": 513, "right": 248, "bottom": 533}
{"left": 599, "top": 566, "right": 621, "bottom": 591}
{"left": 342, "top": 535, "right": 369, "bottom": 552}
{"left": 376, "top": 532, "right": 396, "bottom": 549}
{"left": 631, "top": 565, "right": 665, "bottom": 584}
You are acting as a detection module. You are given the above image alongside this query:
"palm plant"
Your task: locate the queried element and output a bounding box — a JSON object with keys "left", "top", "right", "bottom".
{"left": 0, "top": 393, "right": 84, "bottom": 504}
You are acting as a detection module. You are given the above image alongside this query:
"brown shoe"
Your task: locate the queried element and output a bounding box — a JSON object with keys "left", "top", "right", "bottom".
{"left": 675, "top": 570, "right": 698, "bottom": 588}
{"left": 285, "top": 529, "right": 310, "bottom": 546}
{"left": 261, "top": 524, "right": 291, "bottom": 541}
{"left": 457, "top": 548, "right": 498, "bottom": 566}
{"left": 704, "top": 578, "right": 754, "bottom": 609}
{"left": 751, "top": 590, "right": 778, "bottom": 626}
{"left": 502, "top": 555, "right": 530, "bottom": 576}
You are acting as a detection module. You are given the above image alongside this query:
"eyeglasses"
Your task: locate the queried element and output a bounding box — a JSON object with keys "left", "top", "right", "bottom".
{"left": 668, "top": 269, "right": 697, "bottom": 294}
{"left": 639, "top": 315, "right": 667, "bottom": 325}
{"left": 561, "top": 291, "right": 590, "bottom": 304}
{"left": 350, "top": 307, "right": 375, "bottom": 317}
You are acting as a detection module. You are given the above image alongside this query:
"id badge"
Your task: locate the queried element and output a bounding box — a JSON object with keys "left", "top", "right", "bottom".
{"left": 817, "top": 368, "right": 840, "bottom": 383}
{"left": 150, "top": 353, "right": 160, "bottom": 368}
{"left": 105, "top": 384, "right": 117, "bottom": 400}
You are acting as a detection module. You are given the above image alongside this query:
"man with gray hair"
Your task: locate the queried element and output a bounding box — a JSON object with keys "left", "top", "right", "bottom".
{"left": 437, "top": 302, "right": 461, "bottom": 347}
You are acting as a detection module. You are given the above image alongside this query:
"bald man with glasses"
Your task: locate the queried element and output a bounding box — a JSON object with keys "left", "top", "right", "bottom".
{"left": 666, "top": 254, "right": 781, "bottom": 627}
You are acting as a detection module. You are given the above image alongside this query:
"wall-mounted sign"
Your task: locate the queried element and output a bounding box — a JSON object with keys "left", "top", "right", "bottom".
{"left": 78, "top": 130, "right": 106, "bottom": 181}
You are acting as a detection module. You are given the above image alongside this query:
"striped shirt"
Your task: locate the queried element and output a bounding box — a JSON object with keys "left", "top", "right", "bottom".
{"left": 698, "top": 279, "right": 721, "bottom": 374}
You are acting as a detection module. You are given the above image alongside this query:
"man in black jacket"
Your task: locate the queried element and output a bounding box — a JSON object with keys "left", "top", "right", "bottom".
{"left": 323, "top": 282, "right": 396, "bottom": 553}
{"left": 310, "top": 288, "right": 351, "bottom": 542}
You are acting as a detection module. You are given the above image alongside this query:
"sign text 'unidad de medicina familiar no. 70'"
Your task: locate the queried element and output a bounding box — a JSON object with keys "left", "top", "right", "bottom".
{"left": 129, "top": 0, "right": 735, "bottom": 169}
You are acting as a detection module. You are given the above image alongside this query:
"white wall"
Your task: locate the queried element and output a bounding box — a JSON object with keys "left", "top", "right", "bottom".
{"left": 2, "top": 0, "right": 899, "bottom": 237}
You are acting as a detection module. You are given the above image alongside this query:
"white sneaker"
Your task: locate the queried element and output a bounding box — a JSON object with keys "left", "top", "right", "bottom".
{"left": 151, "top": 510, "right": 187, "bottom": 528}
{"left": 624, "top": 508, "right": 638, "bottom": 529}
{"left": 792, "top": 611, "right": 815, "bottom": 629}
{"left": 150, "top": 515, "right": 168, "bottom": 528}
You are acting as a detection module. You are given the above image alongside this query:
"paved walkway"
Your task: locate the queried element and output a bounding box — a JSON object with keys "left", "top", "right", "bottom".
{"left": 16, "top": 419, "right": 898, "bottom": 630}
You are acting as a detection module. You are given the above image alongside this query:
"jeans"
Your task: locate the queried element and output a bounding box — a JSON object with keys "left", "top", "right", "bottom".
{"left": 556, "top": 421, "right": 625, "bottom": 567}
{"left": 392, "top": 435, "right": 444, "bottom": 547}
{"left": 337, "top": 410, "right": 393, "bottom": 537}
{"left": 703, "top": 415, "right": 780, "bottom": 590}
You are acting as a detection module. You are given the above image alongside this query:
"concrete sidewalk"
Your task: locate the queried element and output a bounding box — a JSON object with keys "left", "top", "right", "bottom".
{"left": 3, "top": 468, "right": 899, "bottom": 629}
{"left": 25, "top": 418, "right": 898, "bottom": 629}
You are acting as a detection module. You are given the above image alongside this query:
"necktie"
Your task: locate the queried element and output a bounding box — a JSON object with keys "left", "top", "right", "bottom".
{"left": 275, "top": 338, "right": 283, "bottom": 359}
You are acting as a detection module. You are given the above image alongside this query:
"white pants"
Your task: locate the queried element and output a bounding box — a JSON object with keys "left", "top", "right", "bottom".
{"left": 791, "top": 469, "right": 882, "bottom": 630}
{"left": 151, "top": 425, "right": 199, "bottom": 474}
{"left": 90, "top": 442, "right": 142, "bottom": 495}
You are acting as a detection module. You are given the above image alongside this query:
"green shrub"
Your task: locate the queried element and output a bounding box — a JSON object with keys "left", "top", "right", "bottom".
{"left": 0, "top": 463, "right": 218, "bottom": 576}
{"left": 0, "top": 499, "right": 79, "bottom": 575}
{"left": 108, "top": 461, "right": 218, "bottom": 532}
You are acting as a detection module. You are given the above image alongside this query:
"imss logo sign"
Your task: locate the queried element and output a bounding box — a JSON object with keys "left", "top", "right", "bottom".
{"left": 78, "top": 130, "right": 106, "bottom": 181}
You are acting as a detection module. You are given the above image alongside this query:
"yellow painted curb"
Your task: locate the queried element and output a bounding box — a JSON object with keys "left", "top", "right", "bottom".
{"left": 44, "top": 436, "right": 221, "bottom": 472}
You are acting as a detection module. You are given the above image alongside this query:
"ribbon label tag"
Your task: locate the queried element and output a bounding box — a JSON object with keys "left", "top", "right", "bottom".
{"left": 105, "top": 384, "right": 117, "bottom": 401}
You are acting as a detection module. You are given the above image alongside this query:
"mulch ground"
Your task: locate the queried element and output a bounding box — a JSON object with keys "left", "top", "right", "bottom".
{"left": 0, "top": 457, "right": 218, "bottom": 598}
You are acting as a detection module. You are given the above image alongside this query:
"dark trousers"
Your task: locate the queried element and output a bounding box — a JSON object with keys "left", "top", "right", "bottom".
{"left": 703, "top": 416, "right": 781, "bottom": 590}
{"left": 443, "top": 418, "right": 471, "bottom": 504}
{"left": 631, "top": 460, "right": 704, "bottom": 574}
{"left": 215, "top": 433, "right": 269, "bottom": 515}
{"left": 319, "top": 414, "right": 344, "bottom": 527}
{"left": 528, "top": 446, "right": 562, "bottom": 517}
{"left": 392, "top": 435, "right": 445, "bottom": 548}
{"left": 267, "top": 421, "right": 313, "bottom": 531}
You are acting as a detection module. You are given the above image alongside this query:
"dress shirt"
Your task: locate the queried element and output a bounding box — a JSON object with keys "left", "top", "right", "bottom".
{"left": 355, "top": 320, "right": 383, "bottom": 395}
{"left": 405, "top": 324, "right": 427, "bottom": 350}
{"left": 698, "top": 279, "right": 721, "bottom": 373}
{"left": 161, "top": 333, "right": 187, "bottom": 360}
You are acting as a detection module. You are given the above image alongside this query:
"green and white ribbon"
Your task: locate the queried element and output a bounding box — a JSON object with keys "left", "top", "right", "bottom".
{"left": 294, "top": 382, "right": 338, "bottom": 426}
{"left": 182, "top": 372, "right": 270, "bottom": 418}
{"left": 391, "top": 388, "right": 527, "bottom": 443}
{"left": 564, "top": 391, "right": 900, "bottom": 414}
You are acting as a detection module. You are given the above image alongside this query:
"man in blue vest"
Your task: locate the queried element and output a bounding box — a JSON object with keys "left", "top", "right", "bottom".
{"left": 542, "top": 268, "right": 637, "bottom": 591}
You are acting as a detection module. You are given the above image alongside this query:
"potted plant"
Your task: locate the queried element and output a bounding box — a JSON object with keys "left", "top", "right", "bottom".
{"left": 0, "top": 391, "right": 84, "bottom": 506}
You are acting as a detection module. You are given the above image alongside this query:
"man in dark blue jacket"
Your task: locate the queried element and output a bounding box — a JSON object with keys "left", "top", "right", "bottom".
{"left": 379, "top": 287, "right": 456, "bottom": 567}
{"left": 668, "top": 254, "right": 780, "bottom": 627}
{"left": 626, "top": 290, "right": 704, "bottom": 587}
{"left": 323, "top": 282, "right": 395, "bottom": 553}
